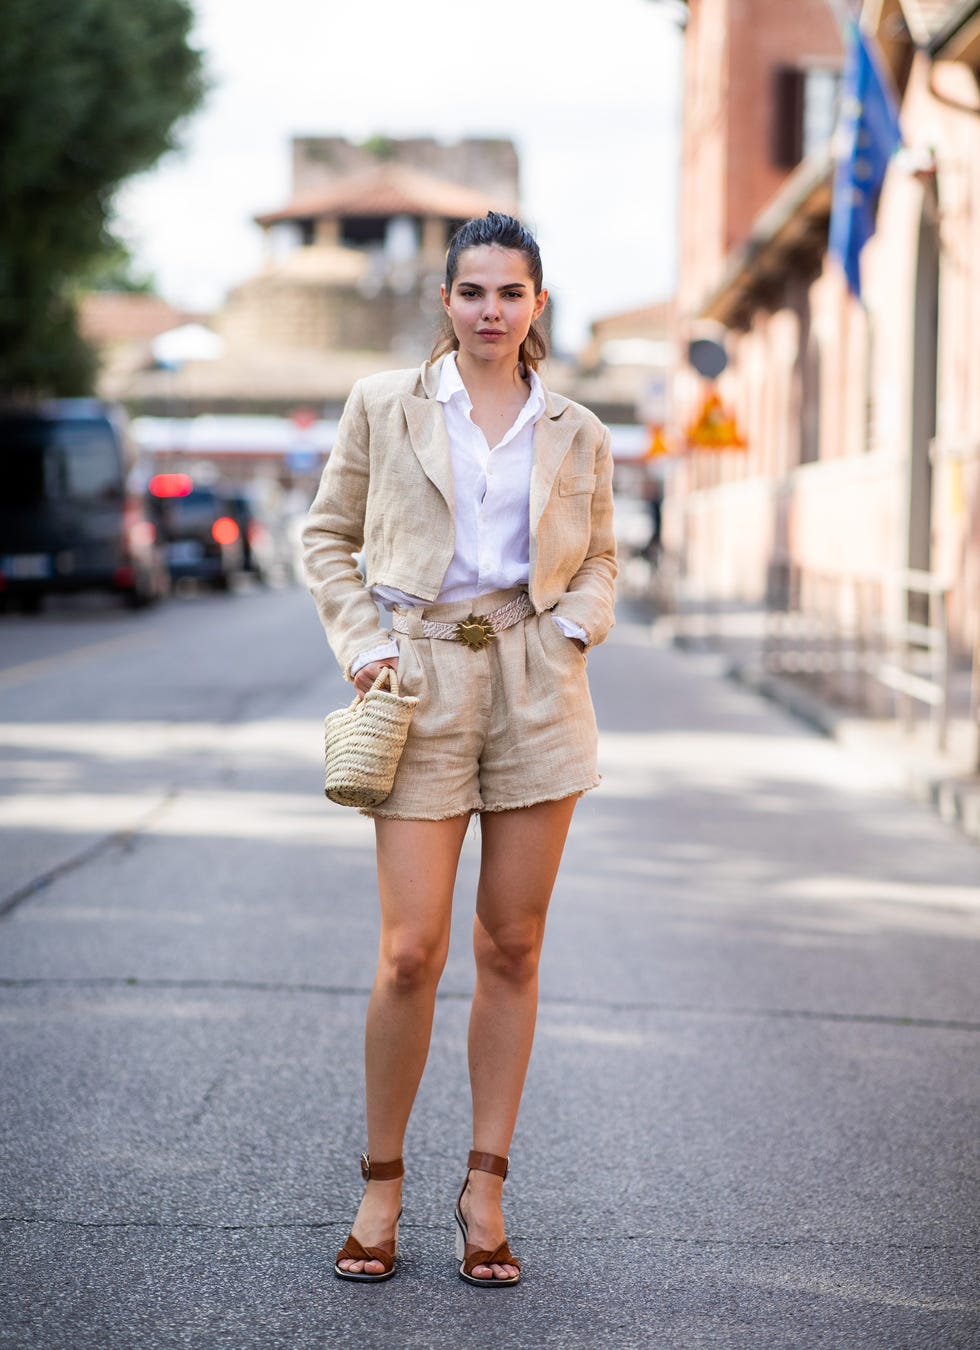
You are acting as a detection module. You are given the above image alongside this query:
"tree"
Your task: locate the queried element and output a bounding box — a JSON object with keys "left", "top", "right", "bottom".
{"left": 84, "top": 241, "right": 157, "bottom": 296}
{"left": 0, "top": 0, "right": 206, "bottom": 397}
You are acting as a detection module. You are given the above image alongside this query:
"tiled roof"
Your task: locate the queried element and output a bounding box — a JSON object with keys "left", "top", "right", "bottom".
{"left": 110, "top": 345, "right": 577, "bottom": 408}
{"left": 255, "top": 163, "right": 512, "bottom": 226}
{"left": 79, "top": 292, "right": 192, "bottom": 343}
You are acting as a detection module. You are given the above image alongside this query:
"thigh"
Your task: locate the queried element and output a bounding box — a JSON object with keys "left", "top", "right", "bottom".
{"left": 375, "top": 815, "right": 470, "bottom": 949}
{"left": 475, "top": 797, "right": 578, "bottom": 939}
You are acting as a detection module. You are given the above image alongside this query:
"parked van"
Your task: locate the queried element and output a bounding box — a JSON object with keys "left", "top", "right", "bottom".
{"left": 0, "top": 400, "right": 167, "bottom": 613}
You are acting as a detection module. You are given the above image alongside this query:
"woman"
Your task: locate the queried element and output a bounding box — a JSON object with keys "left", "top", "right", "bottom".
{"left": 303, "top": 212, "right": 616, "bottom": 1286}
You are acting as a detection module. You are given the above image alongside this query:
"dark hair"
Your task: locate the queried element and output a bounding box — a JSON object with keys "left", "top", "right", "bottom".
{"left": 430, "top": 211, "right": 548, "bottom": 371}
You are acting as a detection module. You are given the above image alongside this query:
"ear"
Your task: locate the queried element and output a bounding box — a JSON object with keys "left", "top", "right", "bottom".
{"left": 532, "top": 288, "right": 549, "bottom": 321}
{"left": 440, "top": 283, "right": 451, "bottom": 316}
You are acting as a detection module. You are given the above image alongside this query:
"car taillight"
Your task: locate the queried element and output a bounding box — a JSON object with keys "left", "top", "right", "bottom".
{"left": 212, "top": 516, "right": 240, "bottom": 546}
{"left": 149, "top": 473, "right": 193, "bottom": 498}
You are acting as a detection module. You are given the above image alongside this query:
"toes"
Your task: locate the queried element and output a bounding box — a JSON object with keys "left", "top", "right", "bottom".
{"left": 340, "top": 1258, "right": 385, "bottom": 1276}
{"left": 470, "top": 1262, "right": 518, "bottom": 1282}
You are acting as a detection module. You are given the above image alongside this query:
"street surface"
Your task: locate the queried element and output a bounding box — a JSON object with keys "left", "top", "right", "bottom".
{"left": 1, "top": 583, "right": 978, "bottom": 1348}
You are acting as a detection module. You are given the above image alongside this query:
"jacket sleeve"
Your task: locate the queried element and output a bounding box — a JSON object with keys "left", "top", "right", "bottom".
{"left": 302, "top": 382, "right": 391, "bottom": 680}
{"left": 550, "top": 426, "right": 618, "bottom": 648}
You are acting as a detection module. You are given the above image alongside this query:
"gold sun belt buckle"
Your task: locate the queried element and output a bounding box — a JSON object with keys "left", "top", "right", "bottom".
{"left": 454, "top": 612, "right": 496, "bottom": 651}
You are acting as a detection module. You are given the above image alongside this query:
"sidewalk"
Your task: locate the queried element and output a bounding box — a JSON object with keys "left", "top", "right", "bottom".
{"left": 632, "top": 591, "right": 980, "bottom": 844}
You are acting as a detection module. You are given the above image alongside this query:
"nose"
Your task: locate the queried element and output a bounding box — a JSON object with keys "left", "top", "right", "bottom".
{"left": 481, "top": 297, "right": 501, "bottom": 321}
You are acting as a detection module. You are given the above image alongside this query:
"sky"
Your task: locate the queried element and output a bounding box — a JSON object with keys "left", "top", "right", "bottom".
{"left": 114, "top": 0, "right": 685, "bottom": 353}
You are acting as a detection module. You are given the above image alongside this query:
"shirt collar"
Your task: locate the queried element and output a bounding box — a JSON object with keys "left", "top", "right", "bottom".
{"left": 436, "top": 351, "right": 546, "bottom": 424}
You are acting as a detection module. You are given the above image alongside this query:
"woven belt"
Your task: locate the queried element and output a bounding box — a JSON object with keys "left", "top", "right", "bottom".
{"left": 391, "top": 592, "right": 534, "bottom": 651}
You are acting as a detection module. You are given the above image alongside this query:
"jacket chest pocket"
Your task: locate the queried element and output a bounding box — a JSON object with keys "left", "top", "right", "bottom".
{"left": 558, "top": 473, "right": 597, "bottom": 497}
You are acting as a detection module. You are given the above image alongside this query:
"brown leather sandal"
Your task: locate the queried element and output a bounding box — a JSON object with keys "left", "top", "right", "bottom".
{"left": 334, "top": 1154, "right": 404, "bottom": 1283}
{"left": 454, "top": 1151, "right": 521, "bottom": 1287}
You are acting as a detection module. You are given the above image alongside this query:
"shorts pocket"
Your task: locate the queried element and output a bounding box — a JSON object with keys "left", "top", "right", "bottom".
{"left": 538, "top": 613, "right": 586, "bottom": 666}
{"left": 394, "top": 634, "right": 427, "bottom": 702}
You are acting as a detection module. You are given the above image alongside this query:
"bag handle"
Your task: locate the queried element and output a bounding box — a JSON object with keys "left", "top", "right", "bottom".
{"left": 365, "top": 665, "right": 399, "bottom": 697}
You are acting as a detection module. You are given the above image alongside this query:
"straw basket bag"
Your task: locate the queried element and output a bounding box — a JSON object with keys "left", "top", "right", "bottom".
{"left": 323, "top": 666, "right": 418, "bottom": 808}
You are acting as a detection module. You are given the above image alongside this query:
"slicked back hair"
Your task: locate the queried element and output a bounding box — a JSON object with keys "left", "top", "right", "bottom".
{"left": 431, "top": 211, "right": 548, "bottom": 371}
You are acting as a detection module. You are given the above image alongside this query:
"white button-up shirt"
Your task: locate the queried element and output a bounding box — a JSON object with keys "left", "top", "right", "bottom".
{"left": 353, "top": 352, "right": 583, "bottom": 674}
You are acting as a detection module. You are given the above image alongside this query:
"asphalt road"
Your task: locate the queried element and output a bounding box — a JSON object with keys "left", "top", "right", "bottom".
{"left": 1, "top": 583, "right": 978, "bottom": 1349}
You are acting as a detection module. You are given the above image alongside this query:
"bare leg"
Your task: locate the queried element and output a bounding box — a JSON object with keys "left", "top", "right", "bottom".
{"left": 338, "top": 814, "right": 469, "bottom": 1276}
{"left": 461, "top": 795, "right": 578, "bottom": 1281}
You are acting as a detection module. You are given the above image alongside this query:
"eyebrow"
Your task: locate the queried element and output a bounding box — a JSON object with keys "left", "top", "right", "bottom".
{"left": 455, "top": 280, "right": 529, "bottom": 291}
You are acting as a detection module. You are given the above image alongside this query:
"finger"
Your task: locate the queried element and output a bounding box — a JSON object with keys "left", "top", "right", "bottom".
{"left": 357, "top": 659, "right": 398, "bottom": 690}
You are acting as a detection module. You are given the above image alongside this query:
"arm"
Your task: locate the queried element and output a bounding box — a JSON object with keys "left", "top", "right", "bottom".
{"left": 302, "top": 382, "right": 394, "bottom": 680}
{"left": 550, "top": 427, "right": 618, "bottom": 648}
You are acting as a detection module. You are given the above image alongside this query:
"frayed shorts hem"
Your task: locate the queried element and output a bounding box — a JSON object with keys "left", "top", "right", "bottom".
{"left": 360, "top": 777, "right": 600, "bottom": 822}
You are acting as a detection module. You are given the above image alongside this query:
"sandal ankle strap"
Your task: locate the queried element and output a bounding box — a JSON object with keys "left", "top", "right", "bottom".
{"left": 360, "top": 1154, "right": 404, "bottom": 1182}
{"left": 467, "top": 1150, "right": 509, "bottom": 1180}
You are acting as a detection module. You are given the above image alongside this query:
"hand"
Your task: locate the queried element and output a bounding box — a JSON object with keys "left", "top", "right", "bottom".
{"left": 353, "top": 657, "right": 399, "bottom": 698}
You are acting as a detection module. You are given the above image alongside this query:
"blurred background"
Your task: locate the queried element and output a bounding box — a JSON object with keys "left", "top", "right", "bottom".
{"left": 1, "top": 0, "right": 978, "bottom": 769}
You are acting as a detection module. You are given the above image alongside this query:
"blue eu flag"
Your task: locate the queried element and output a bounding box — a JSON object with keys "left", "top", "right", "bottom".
{"left": 828, "top": 23, "right": 903, "bottom": 297}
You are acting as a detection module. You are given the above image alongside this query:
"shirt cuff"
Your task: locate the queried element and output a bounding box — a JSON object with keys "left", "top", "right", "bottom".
{"left": 551, "top": 614, "right": 588, "bottom": 644}
{"left": 350, "top": 638, "right": 399, "bottom": 678}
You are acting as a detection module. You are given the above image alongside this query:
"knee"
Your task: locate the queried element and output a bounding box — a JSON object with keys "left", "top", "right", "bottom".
{"left": 475, "top": 921, "right": 543, "bottom": 985}
{"left": 380, "top": 938, "right": 446, "bottom": 994}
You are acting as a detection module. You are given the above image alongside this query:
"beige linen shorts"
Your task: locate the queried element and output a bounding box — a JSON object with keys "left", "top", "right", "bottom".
{"left": 367, "top": 587, "right": 600, "bottom": 820}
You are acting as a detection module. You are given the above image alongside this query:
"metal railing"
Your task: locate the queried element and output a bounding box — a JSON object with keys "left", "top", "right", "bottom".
{"left": 764, "top": 566, "right": 952, "bottom": 750}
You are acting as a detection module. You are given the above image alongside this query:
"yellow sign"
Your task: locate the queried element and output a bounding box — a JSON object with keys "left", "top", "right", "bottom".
{"left": 686, "top": 391, "right": 747, "bottom": 451}
{"left": 645, "top": 426, "right": 670, "bottom": 458}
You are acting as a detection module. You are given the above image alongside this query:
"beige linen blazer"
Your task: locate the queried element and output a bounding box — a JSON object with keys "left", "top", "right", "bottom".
{"left": 303, "top": 355, "right": 618, "bottom": 678}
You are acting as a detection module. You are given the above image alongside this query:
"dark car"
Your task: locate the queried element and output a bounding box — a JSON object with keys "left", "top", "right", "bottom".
{"left": 0, "top": 400, "right": 167, "bottom": 613}
{"left": 146, "top": 474, "right": 244, "bottom": 591}
{"left": 223, "top": 489, "right": 299, "bottom": 585}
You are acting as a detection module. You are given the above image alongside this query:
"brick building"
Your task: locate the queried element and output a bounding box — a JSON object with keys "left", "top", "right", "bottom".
{"left": 665, "top": 0, "right": 980, "bottom": 674}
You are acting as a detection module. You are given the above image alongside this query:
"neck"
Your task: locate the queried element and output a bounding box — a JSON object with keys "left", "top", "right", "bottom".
{"left": 454, "top": 349, "right": 528, "bottom": 399}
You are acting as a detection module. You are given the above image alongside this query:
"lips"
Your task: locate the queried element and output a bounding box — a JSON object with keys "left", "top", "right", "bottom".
{"left": 477, "top": 329, "right": 505, "bottom": 337}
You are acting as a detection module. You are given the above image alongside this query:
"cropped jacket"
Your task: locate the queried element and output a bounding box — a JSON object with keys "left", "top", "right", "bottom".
{"left": 302, "top": 355, "right": 618, "bottom": 679}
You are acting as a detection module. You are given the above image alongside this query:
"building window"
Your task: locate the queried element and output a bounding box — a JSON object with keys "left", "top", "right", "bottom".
{"left": 772, "top": 65, "right": 841, "bottom": 168}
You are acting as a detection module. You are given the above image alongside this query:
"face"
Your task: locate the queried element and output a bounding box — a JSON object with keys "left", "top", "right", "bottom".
{"left": 441, "top": 245, "right": 547, "bottom": 369}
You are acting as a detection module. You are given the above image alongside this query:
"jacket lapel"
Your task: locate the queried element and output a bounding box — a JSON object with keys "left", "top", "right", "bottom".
{"left": 401, "top": 360, "right": 574, "bottom": 525}
{"left": 530, "top": 389, "right": 576, "bottom": 532}
{"left": 401, "top": 360, "right": 454, "bottom": 510}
